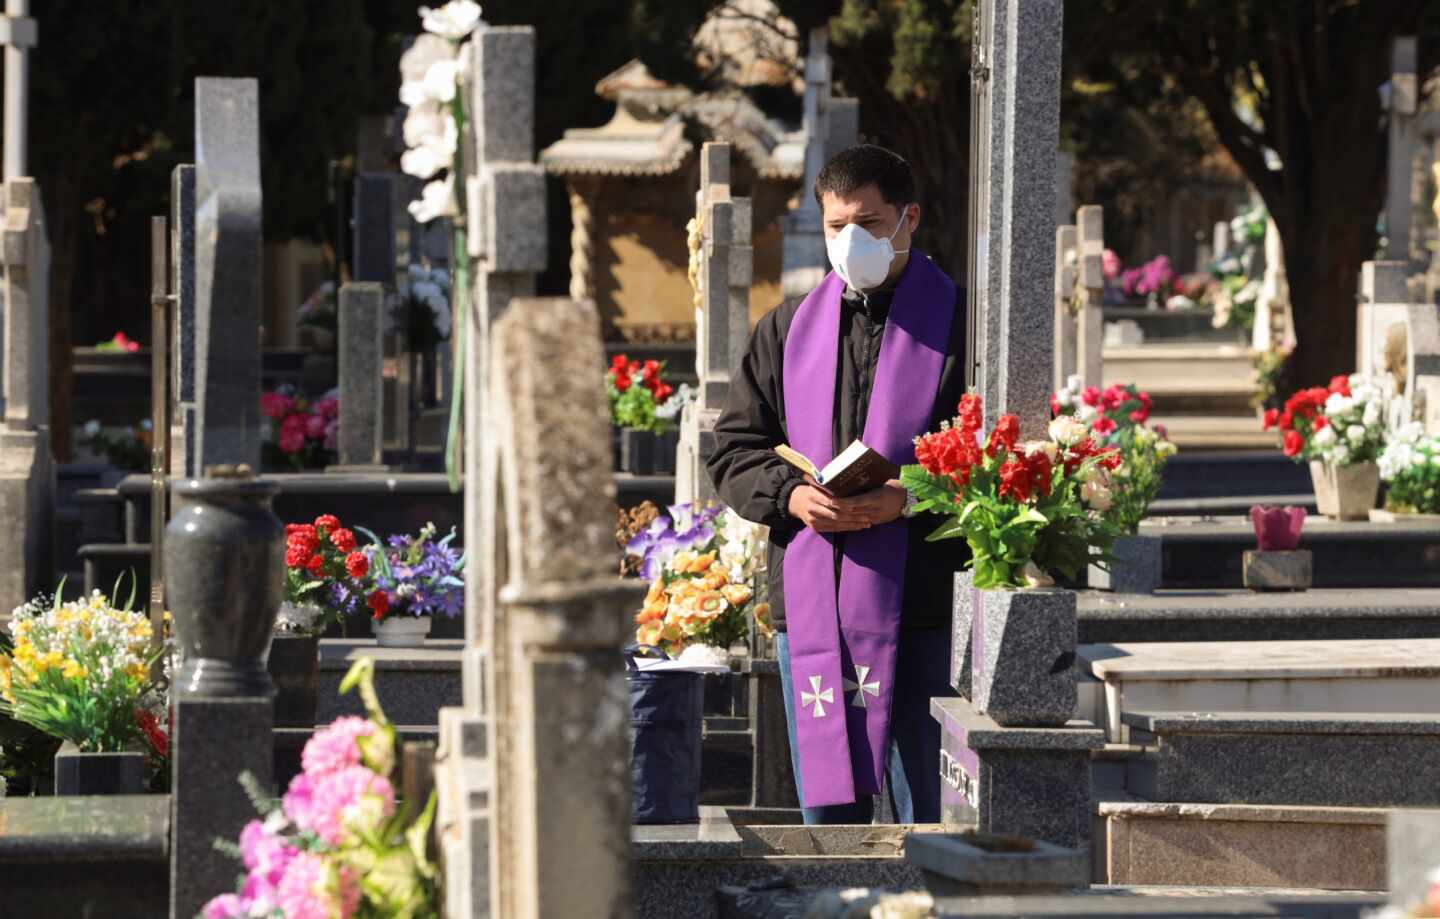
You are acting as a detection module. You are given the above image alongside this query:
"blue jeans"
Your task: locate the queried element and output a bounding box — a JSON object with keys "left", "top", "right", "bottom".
{"left": 776, "top": 628, "right": 953, "bottom": 825}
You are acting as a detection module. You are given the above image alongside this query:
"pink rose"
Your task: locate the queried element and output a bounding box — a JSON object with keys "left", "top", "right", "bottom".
{"left": 313, "top": 397, "right": 339, "bottom": 420}
{"left": 261, "top": 392, "right": 294, "bottom": 421}
{"left": 304, "top": 413, "right": 326, "bottom": 440}
{"left": 279, "top": 414, "right": 307, "bottom": 454}
{"left": 300, "top": 716, "right": 376, "bottom": 778}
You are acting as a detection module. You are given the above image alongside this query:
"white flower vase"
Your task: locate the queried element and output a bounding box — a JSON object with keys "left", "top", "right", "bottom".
{"left": 373, "top": 615, "right": 432, "bottom": 648}
{"left": 1309, "top": 460, "right": 1379, "bottom": 521}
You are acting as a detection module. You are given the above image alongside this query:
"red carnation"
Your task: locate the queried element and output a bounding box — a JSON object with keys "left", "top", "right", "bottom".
{"left": 1282, "top": 429, "right": 1304, "bottom": 458}
{"left": 285, "top": 543, "right": 311, "bottom": 569}
{"left": 314, "top": 514, "right": 340, "bottom": 534}
{"left": 614, "top": 372, "right": 632, "bottom": 392}
{"left": 368, "top": 590, "right": 390, "bottom": 621}
{"left": 1100, "top": 449, "right": 1123, "bottom": 471}
{"left": 306, "top": 554, "right": 326, "bottom": 577}
{"left": 1129, "top": 407, "right": 1150, "bottom": 424}
{"left": 1080, "top": 387, "right": 1102, "bottom": 408}
{"left": 1314, "top": 415, "right": 1329, "bottom": 431}
{"left": 287, "top": 527, "right": 319, "bottom": 556}
{"left": 986, "top": 414, "right": 1021, "bottom": 458}
{"left": 330, "top": 528, "right": 356, "bottom": 553}
{"left": 345, "top": 551, "right": 368, "bottom": 579}
{"left": 997, "top": 457, "right": 1032, "bottom": 502}
{"left": 1025, "top": 450, "right": 1054, "bottom": 498}
{"left": 610, "top": 354, "right": 628, "bottom": 373}
{"left": 1262, "top": 408, "right": 1279, "bottom": 431}
{"left": 957, "top": 394, "right": 983, "bottom": 435}
{"left": 1328, "top": 375, "right": 1351, "bottom": 396}
{"left": 1101, "top": 386, "right": 1125, "bottom": 411}
{"left": 653, "top": 382, "right": 674, "bottom": 403}
{"left": 1092, "top": 416, "right": 1117, "bottom": 436}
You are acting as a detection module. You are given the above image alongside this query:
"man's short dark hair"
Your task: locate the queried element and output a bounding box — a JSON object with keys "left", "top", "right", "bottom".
{"left": 813, "top": 144, "right": 915, "bottom": 210}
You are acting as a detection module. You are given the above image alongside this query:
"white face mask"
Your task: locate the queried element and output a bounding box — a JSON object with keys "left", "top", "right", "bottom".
{"left": 825, "top": 206, "right": 910, "bottom": 291}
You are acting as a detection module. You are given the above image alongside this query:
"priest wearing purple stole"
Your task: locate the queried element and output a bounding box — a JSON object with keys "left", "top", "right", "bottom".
{"left": 708, "top": 145, "right": 967, "bottom": 825}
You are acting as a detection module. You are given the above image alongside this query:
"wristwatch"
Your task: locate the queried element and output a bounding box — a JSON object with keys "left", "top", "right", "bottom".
{"left": 901, "top": 490, "right": 920, "bottom": 518}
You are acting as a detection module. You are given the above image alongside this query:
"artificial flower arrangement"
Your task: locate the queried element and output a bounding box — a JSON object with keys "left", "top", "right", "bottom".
{"left": 1262, "top": 374, "right": 1391, "bottom": 465}
{"left": 297, "top": 282, "right": 338, "bottom": 336}
{"left": 1118, "top": 255, "right": 1181, "bottom": 308}
{"left": 1051, "top": 378, "right": 1177, "bottom": 534}
{"left": 262, "top": 386, "right": 339, "bottom": 471}
{"left": 606, "top": 354, "right": 694, "bottom": 435}
{"left": 1379, "top": 422, "right": 1440, "bottom": 515}
{"left": 393, "top": 262, "right": 452, "bottom": 352}
{"left": 202, "top": 659, "right": 438, "bottom": 919}
{"left": 95, "top": 331, "right": 142, "bottom": 353}
{"left": 1204, "top": 201, "right": 1268, "bottom": 333}
{"left": 0, "top": 582, "right": 168, "bottom": 757}
{"left": 282, "top": 516, "right": 382, "bottom": 635}
{"left": 80, "top": 417, "right": 153, "bottom": 472}
{"left": 627, "top": 503, "right": 771, "bottom": 665}
{"left": 356, "top": 524, "right": 465, "bottom": 625}
{"left": 900, "top": 394, "right": 1123, "bottom": 590}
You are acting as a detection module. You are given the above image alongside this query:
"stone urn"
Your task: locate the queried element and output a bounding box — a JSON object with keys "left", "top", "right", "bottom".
{"left": 1309, "top": 460, "right": 1380, "bottom": 521}
{"left": 619, "top": 428, "right": 679, "bottom": 476}
{"left": 166, "top": 466, "right": 285, "bottom": 697}
{"left": 966, "top": 583, "right": 1077, "bottom": 727}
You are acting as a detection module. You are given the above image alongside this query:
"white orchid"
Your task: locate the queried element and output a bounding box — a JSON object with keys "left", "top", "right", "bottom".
{"left": 422, "top": 59, "right": 461, "bottom": 103}
{"left": 420, "top": 1, "right": 483, "bottom": 40}
{"left": 399, "top": 34, "right": 456, "bottom": 106}
{"left": 401, "top": 143, "right": 450, "bottom": 180}
{"left": 403, "top": 100, "right": 457, "bottom": 152}
{"left": 408, "top": 176, "right": 456, "bottom": 224}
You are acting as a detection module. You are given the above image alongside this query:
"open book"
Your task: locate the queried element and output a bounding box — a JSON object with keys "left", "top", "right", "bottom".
{"left": 774, "top": 440, "right": 900, "bottom": 498}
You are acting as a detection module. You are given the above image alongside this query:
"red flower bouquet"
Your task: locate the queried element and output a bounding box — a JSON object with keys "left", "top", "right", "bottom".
{"left": 280, "top": 515, "right": 382, "bottom": 634}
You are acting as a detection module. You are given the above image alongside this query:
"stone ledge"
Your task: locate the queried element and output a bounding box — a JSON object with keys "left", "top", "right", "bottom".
{"left": 1123, "top": 709, "right": 1440, "bottom": 735}
{"left": 318, "top": 638, "right": 463, "bottom": 670}
{"left": 0, "top": 795, "right": 169, "bottom": 862}
{"left": 1095, "top": 799, "right": 1390, "bottom": 826}
{"left": 931, "top": 697, "right": 1104, "bottom": 751}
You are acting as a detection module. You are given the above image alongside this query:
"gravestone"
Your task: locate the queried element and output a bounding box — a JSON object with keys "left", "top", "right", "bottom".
{"left": 0, "top": 176, "right": 53, "bottom": 612}
{"left": 193, "top": 78, "right": 263, "bottom": 472}
{"left": 429, "top": 26, "right": 547, "bottom": 919}
{"left": 779, "top": 26, "right": 857, "bottom": 299}
{"left": 169, "top": 164, "right": 197, "bottom": 477}
{"left": 967, "top": 0, "right": 1063, "bottom": 437}
{"left": 1252, "top": 216, "right": 1291, "bottom": 352}
{"left": 352, "top": 172, "right": 398, "bottom": 285}
{"left": 1052, "top": 223, "right": 1077, "bottom": 392}
{"left": 1357, "top": 261, "right": 1418, "bottom": 433}
{"left": 675, "top": 142, "right": 752, "bottom": 505}
{"left": 1383, "top": 37, "right": 1420, "bottom": 267}
{"left": 333, "top": 282, "right": 386, "bottom": 469}
{"left": 1074, "top": 205, "right": 1104, "bottom": 388}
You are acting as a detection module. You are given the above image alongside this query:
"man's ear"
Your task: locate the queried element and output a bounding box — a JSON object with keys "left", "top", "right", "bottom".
{"left": 906, "top": 203, "right": 922, "bottom": 234}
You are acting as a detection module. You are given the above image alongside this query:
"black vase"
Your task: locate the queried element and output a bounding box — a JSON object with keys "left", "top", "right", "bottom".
{"left": 166, "top": 470, "right": 285, "bottom": 698}
{"left": 652, "top": 429, "right": 679, "bottom": 476}
{"left": 53, "top": 742, "right": 147, "bottom": 795}
{"left": 620, "top": 429, "right": 657, "bottom": 476}
{"left": 266, "top": 633, "right": 320, "bottom": 728}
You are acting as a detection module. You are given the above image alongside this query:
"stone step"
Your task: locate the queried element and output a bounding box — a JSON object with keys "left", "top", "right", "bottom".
{"left": 1139, "top": 516, "right": 1440, "bottom": 590}
{"left": 319, "top": 639, "right": 462, "bottom": 725}
{"left": 1079, "top": 638, "right": 1440, "bottom": 743}
{"left": 1121, "top": 710, "right": 1440, "bottom": 807}
{"left": 1076, "top": 588, "right": 1440, "bottom": 644}
{"left": 1155, "top": 451, "right": 1312, "bottom": 501}
{"left": 1147, "top": 414, "right": 1275, "bottom": 450}
{"left": 1147, "top": 493, "right": 1317, "bottom": 517}
{"left": 1094, "top": 797, "right": 1387, "bottom": 892}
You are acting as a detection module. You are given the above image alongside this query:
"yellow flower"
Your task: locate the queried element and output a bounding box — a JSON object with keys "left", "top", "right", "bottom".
{"left": 125, "top": 662, "right": 149, "bottom": 682}
{"left": 61, "top": 659, "right": 88, "bottom": 680}
{"left": 722, "top": 584, "right": 753, "bottom": 607}
{"left": 37, "top": 650, "right": 63, "bottom": 672}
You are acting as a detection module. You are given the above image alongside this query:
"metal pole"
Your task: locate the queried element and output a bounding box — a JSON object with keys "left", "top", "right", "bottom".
{"left": 150, "top": 216, "right": 173, "bottom": 664}
{"left": 964, "top": 0, "right": 990, "bottom": 391}
{"left": 3, "top": 0, "right": 29, "bottom": 181}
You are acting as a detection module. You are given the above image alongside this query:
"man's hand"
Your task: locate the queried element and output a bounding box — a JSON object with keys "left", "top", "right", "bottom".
{"left": 788, "top": 482, "right": 873, "bottom": 533}
{"left": 839, "top": 480, "right": 908, "bottom": 527}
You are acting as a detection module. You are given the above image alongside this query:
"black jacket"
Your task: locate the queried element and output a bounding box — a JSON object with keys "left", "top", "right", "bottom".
{"left": 706, "top": 277, "right": 970, "bottom": 632}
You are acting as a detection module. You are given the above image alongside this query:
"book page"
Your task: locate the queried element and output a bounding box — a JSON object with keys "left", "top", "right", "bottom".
{"left": 818, "top": 440, "right": 870, "bottom": 485}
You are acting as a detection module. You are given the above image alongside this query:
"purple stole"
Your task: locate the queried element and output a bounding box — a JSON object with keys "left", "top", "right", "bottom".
{"left": 781, "top": 252, "right": 955, "bottom": 808}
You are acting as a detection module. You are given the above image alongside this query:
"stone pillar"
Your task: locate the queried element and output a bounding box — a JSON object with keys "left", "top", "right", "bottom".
{"left": 1253, "top": 216, "right": 1291, "bottom": 352}
{"left": 0, "top": 175, "right": 52, "bottom": 612}
{"left": 1074, "top": 204, "right": 1104, "bottom": 388}
{"left": 1052, "top": 223, "right": 1077, "bottom": 392}
{"left": 970, "top": 0, "right": 1064, "bottom": 435}
{"left": 484, "top": 297, "right": 643, "bottom": 918}
{"left": 1384, "top": 37, "right": 1419, "bottom": 266}
{"left": 0, "top": 0, "right": 36, "bottom": 182}
{"left": 352, "top": 172, "right": 398, "bottom": 285}
{"left": 170, "top": 164, "right": 197, "bottom": 477}
{"left": 335, "top": 282, "right": 386, "bottom": 469}
{"left": 166, "top": 470, "right": 283, "bottom": 919}
{"left": 193, "top": 78, "right": 263, "bottom": 472}
{"left": 675, "top": 142, "right": 752, "bottom": 506}
{"left": 432, "top": 26, "right": 547, "bottom": 919}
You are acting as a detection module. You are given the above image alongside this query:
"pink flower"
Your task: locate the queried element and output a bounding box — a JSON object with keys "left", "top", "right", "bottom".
{"left": 261, "top": 392, "right": 294, "bottom": 421}
{"left": 1102, "top": 249, "right": 1121, "bottom": 280}
{"left": 279, "top": 413, "right": 307, "bottom": 454}
{"left": 301, "top": 716, "right": 376, "bottom": 778}
{"left": 313, "top": 397, "right": 339, "bottom": 420}
{"left": 276, "top": 852, "right": 360, "bottom": 919}
{"left": 285, "top": 766, "right": 396, "bottom": 846}
{"left": 202, "top": 894, "right": 246, "bottom": 919}
{"left": 304, "top": 412, "right": 326, "bottom": 440}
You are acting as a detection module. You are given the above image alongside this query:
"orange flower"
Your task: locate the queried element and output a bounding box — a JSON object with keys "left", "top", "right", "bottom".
{"left": 722, "top": 584, "right": 753, "bottom": 607}
{"left": 685, "top": 552, "right": 717, "bottom": 574}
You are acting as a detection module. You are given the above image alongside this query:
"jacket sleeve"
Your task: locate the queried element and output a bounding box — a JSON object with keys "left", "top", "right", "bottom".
{"left": 706, "top": 309, "right": 804, "bottom": 532}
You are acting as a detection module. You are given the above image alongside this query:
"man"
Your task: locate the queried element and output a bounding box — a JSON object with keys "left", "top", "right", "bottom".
{"left": 707, "top": 144, "right": 967, "bottom": 825}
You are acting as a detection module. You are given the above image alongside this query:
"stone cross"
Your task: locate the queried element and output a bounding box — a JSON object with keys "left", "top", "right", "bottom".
{"left": 1074, "top": 204, "right": 1104, "bottom": 389}
{"left": 675, "top": 141, "right": 752, "bottom": 505}
{"left": 780, "top": 26, "right": 854, "bottom": 299}
{"left": 1252, "top": 216, "right": 1291, "bottom": 352}
{"left": 431, "top": 26, "right": 547, "bottom": 919}
{"left": 335, "top": 282, "right": 385, "bottom": 468}
{"left": 478, "top": 296, "right": 642, "bottom": 918}
{"left": 169, "top": 164, "right": 197, "bottom": 477}
{"left": 1052, "top": 223, "right": 1077, "bottom": 392}
{"left": 193, "top": 78, "right": 263, "bottom": 472}
{"left": 1383, "top": 36, "right": 1419, "bottom": 266}
{"left": 967, "top": 0, "right": 1065, "bottom": 436}
{"left": 0, "top": 0, "right": 36, "bottom": 181}
{"left": 0, "top": 175, "right": 52, "bottom": 612}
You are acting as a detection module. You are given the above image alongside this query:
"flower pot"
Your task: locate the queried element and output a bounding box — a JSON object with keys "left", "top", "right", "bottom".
{"left": 652, "top": 429, "right": 679, "bottom": 476}
{"left": 969, "top": 586, "right": 1077, "bottom": 727}
{"left": 1309, "top": 460, "right": 1380, "bottom": 521}
{"left": 620, "top": 428, "right": 657, "bottom": 475}
{"left": 53, "top": 742, "right": 147, "bottom": 795}
{"left": 165, "top": 472, "right": 285, "bottom": 697}
{"left": 1086, "top": 534, "right": 1162, "bottom": 594}
{"left": 266, "top": 632, "right": 320, "bottom": 728}
{"left": 373, "top": 615, "right": 431, "bottom": 648}
{"left": 611, "top": 427, "right": 623, "bottom": 472}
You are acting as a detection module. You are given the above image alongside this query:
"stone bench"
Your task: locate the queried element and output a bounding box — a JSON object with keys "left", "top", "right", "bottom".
{"left": 1122, "top": 710, "right": 1440, "bottom": 807}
